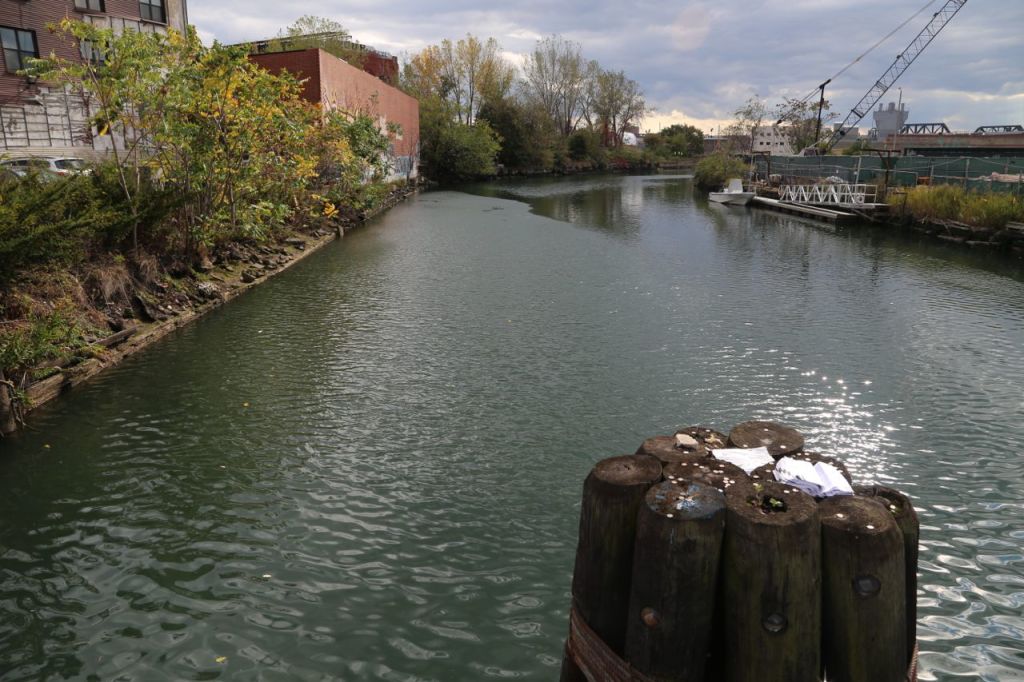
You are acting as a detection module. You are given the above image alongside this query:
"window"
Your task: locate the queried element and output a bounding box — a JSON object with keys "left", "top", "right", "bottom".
{"left": 139, "top": 0, "right": 166, "bottom": 23}
{"left": 1, "top": 27, "right": 37, "bottom": 74}
{"left": 74, "top": 0, "right": 106, "bottom": 11}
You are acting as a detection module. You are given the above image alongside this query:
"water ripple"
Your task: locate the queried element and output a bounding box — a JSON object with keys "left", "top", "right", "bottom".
{"left": 2, "top": 176, "right": 1024, "bottom": 679}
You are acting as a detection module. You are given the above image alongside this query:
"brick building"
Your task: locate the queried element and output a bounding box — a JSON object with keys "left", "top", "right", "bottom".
{"left": 1, "top": 0, "right": 188, "bottom": 155}
{"left": 250, "top": 48, "right": 419, "bottom": 181}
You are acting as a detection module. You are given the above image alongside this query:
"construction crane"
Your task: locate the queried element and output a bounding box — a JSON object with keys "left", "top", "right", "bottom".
{"left": 814, "top": 0, "right": 968, "bottom": 154}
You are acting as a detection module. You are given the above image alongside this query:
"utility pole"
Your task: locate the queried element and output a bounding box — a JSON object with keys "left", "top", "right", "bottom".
{"left": 814, "top": 79, "right": 831, "bottom": 152}
{"left": 889, "top": 87, "right": 902, "bottom": 154}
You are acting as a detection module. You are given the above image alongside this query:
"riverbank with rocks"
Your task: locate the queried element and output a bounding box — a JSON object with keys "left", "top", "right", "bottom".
{"left": 0, "top": 181, "right": 421, "bottom": 436}
{"left": 886, "top": 217, "right": 1024, "bottom": 257}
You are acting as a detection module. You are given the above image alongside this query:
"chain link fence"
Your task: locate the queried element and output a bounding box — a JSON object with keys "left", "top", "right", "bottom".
{"left": 752, "top": 155, "right": 1024, "bottom": 194}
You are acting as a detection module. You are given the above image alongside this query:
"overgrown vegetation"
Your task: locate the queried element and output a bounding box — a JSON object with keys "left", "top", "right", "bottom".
{"left": 891, "top": 185, "right": 1024, "bottom": 229}
{"left": 694, "top": 153, "right": 749, "bottom": 191}
{"left": 0, "top": 171, "right": 127, "bottom": 279}
{"left": 0, "top": 305, "right": 97, "bottom": 379}
{"left": 644, "top": 124, "right": 704, "bottom": 158}
{"left": 271, "top": 15, "right": 369, "bottom": 72}
{"left": 1, "top": 21, "right": 400, "bottom": 379}
{"left": 4, "top": 20, "right": 396, "bottom": 266}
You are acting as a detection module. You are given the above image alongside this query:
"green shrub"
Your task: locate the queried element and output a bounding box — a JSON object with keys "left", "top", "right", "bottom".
{"left": 960, "top": 192, "right": 1024, "bottom": 229}
{"left": 694, "top": 153, "right": 748, "bottom": 191}
{"left": 892, "top": 185, "right": 1024, "bottom": 229}
{"left": 0, "top": 173, "right": 125, "bottom": 281}
{"left": 567, "top": 129, "right": 605, "bottom": 165}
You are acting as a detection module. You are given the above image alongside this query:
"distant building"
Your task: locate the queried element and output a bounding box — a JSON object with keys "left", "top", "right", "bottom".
{"left": 702, "top": 134, "right": 747, "bottom": 155}
{"left": 1, "top": 0, "right": 189, "bottom": 155}
{"left": 752, "top": 125, "right": 795, "bottom": 155}
{"left": 249, "top": 49, "right": 419, "bottom": 180}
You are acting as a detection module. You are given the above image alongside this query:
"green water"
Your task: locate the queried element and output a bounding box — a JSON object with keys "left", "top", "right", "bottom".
{"left": 2, "top": 175, "right": 1024, "bottom": 680}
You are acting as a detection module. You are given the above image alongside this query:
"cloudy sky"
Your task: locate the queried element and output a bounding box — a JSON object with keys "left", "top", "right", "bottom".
{"left": 191, "top": 0, "right": 1024, "bottom": 135}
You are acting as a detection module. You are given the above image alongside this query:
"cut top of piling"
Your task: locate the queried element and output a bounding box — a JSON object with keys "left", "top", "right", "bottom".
{"left": 644, "top": 480, "right": 726, "bottom": 521}
{"left": 675, "top": 425, "right": 729, "bottom": 450}
{"left": 592, "top": 454, "right": 664, "bottom": 489}
{"left": 728, "top": 420, "right": 805, "bottom": 458}
{"left": 636, "top": 435, "right": 709, "bottom": 463}
{"left": 663, "top": 459, "right": 748, "bottom": 495}
{"left": 726, "top": 480, "right": 818, "bottom": 528}
{"left": 819, "top": 495, "right": 898, "bottom": 536}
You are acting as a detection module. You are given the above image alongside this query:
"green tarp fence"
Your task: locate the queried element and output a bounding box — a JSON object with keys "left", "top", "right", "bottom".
{"left": 752, "top": 155, "right": 1024, "bottom": 194}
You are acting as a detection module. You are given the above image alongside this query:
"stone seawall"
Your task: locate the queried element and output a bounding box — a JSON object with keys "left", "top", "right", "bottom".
{"left": 889, "top": 218, "right": 1024, "bottom": 258}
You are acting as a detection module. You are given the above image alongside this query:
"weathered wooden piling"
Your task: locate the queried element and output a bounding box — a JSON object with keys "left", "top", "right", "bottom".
{"left": 819, "top": 496, "right": 907, "bottom": 682}
{"left": 563, "top": 422, "right": 917, "bottom": 681}
{"left": 720, "top": 481, "right": 822, "bottom": 682}
{"left": 0, "top": 371, "right": 18, "bottom": 436}
{"left": 561, "top": 454, "right": 663, "bottom": 681}
{"left": 624, "top": 480, "right": 726, "bottom": 681}
{"left": 750, "top": 462, "right": 776, "bottom": 482}
{"left": 728, "top": 420, "right": 805, "bottom": 458}
{"left": 636, "top": 434, "right": 708, "bottom": 463}
{"left": 663, "top": 459, "right": 748, "bottom": 494}
{"left": 856, "top": 484, "right": 919, "bottom": 663}
{"left": 675, "top": 426, "right": 729, "bottom": 450}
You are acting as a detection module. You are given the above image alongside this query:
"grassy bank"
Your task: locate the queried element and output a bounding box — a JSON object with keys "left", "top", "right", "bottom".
{"left": 888, "top": 185, "right": 1024, "bottom": 230}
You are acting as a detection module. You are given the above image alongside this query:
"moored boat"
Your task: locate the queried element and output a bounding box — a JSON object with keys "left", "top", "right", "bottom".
{"left": 709, "top": 178, "right": 755, "bottom": 206}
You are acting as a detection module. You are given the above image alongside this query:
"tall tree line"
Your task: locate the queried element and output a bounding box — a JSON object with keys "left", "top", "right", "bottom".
{"left": 402, "top": 35, "right": 647, "bottom": 179}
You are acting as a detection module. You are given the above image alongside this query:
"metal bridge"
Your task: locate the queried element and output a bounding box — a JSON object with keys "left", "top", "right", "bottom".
{"left": 975, "top": 125, "right": 1024, "bottom": 135}
{"left": 780, "top": 184, "right": 879, "bottom": 207}
{"left": 901, "top": 122, "right": 951, "bottom": 135}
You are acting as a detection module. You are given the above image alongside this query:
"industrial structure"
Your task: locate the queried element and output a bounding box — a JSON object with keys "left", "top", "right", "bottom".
{"left": 248, "top": 48, "right": 419, "bottom": 181}
{"left": 241, "top": 31, "right": 399, "bottom": 85}
{"left": 1, "top": 0, "right": 189, "bottom": 155}
{"left": 872, "top": 102, "right": 910, "bottom": 142}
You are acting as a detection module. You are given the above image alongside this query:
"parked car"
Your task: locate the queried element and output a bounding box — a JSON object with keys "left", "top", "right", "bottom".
{"left": 0, "top": 156, "right": 90, "bottom": 177}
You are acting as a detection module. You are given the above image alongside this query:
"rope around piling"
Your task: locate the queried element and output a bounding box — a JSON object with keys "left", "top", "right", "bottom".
{"left": 567, "top": 605, "right": 920, "bottom": 682}
{"left": 568, "top": 605, "right": 653, "bottom": 682}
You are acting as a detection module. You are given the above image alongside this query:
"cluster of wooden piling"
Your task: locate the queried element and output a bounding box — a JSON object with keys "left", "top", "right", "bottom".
{"left": 561, "top": 421, "right": 919, "bottom": 682}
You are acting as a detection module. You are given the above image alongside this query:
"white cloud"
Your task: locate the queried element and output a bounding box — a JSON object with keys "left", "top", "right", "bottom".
{"left": 187, "top": 0, "right": 1024, "bottom": 130}
{"left": 664, "top": 3, "right": 715, "bottom": 52}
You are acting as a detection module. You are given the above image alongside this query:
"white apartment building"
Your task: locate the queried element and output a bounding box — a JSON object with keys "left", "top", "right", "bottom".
{"left": 751, "top": 125, "right": 795, "bottom": 155}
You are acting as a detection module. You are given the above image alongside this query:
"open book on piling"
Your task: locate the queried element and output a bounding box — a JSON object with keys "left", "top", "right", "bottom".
{"left": 774, "top": 457, "right": 854, "bottom": 498}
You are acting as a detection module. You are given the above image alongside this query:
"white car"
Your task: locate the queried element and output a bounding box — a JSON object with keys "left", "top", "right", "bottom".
{"left": 0, "top": 157, "right": 90, "bottom": 177}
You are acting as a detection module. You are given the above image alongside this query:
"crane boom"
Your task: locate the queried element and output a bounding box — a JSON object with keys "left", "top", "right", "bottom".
{"left": 823, "top": 0, "right": 967, "bottom": 152}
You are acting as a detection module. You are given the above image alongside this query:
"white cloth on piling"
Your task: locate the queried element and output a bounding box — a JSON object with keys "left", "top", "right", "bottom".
{"left": 711, "top": 447, "right": 774, "bottom": 474}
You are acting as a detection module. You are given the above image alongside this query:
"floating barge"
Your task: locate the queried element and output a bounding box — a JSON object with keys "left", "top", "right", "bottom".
{"left": 752, "top": 196, "right": 859, "bottom": 225}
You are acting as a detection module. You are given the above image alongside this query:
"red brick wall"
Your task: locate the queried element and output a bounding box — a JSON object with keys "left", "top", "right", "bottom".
{"left": 248, "top": 50, "right": 322, "bottom": 108}
{"left": 316, "top": 49, "right": 418, "bottom": 159}
{"left": 1, "top": 0, "right": 188, "bottom": 103}
{"left": 250, "top": 48, "right": 419, "bottom": 161}
{"left": 361, "top": 52, "right": 398, "bottom": 85}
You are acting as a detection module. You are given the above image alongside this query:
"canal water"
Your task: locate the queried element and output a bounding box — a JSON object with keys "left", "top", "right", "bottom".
{"left": 2, "top": 175, "right": 1023, "bottom": 681}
